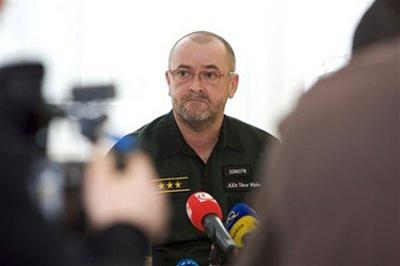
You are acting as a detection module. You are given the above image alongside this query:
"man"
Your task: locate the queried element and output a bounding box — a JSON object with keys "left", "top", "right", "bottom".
{"left": 114, "top": 31, "right": 276, "bottom": 265}
{"left": 235, "top": 0, "right": 399, "bottom": 265}
{"left": 0, "top": 1, "right": 169, "bottom": 265}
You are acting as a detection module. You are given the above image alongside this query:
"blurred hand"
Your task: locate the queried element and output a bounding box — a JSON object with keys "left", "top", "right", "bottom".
{"left": 83, "top": 150, "right": 170, "bottom": 243}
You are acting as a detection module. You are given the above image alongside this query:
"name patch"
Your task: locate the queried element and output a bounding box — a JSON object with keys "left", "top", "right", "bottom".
{"left": 223, "top": 165, "right": 252, "bottom": 178}
{"left": 153, "top": 176, "right": 190, "bottom": 193}
{"left": 224, "top": 178, "right": 261, "bottom": 192}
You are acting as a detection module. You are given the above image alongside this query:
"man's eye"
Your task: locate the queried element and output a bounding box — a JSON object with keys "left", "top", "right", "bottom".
{"left": 176, "top": 70, "right": 190, "bottom": 77}
{"left": 202, "top": 71, "right": 218, "bottom": 80}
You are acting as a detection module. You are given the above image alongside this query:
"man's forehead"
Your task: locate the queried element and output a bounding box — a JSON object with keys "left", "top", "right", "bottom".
{"left": 170, "top": 38, "right": 230, "bottom": 69}
{"left": 172, "top": 37, "right": 226, "bottom": 55}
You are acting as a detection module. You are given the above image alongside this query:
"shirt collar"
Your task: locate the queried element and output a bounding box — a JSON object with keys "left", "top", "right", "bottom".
{"left": 155, "top": 111, "right": 244, "bottom": 159}
{"left": 155, "top": 111, "right": 192, "bottom": 159}
{"left": 216, "top": 115, "right": 244, "bottom": 152}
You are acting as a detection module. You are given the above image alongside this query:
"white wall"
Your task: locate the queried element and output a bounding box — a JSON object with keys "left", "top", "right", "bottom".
{"left": 0, "top": 0, "right": 372, "bottom": 159}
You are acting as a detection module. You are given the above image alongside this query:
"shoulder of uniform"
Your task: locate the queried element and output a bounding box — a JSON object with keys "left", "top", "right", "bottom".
{"left": 112, "top": 112, "right": 172, "bottom": 155}
{"left": 224, "top": 115, "right": 277, "bottom": 142}
{"left": 132, "top": 112, "right": 171, "bottom": 139}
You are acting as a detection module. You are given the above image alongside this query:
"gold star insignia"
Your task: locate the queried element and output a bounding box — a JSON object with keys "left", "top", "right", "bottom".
{"left": 153, "top": 177, "right": 190, "bottom": 193}
{"left": 167, "top": 182, "right": 173, "bottom": 189}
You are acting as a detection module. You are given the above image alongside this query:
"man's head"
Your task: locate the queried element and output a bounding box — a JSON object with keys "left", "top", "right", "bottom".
{"left": 166, "top": 31, "right": 239, "bottom": 131}
{"left": 352, "top": 0, "right": 400, "bottom": 53}
{"left": 168, "top": 31, "right": 236, "bottom": 72}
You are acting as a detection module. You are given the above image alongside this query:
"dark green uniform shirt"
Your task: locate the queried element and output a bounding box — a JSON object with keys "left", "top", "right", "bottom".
{"left": 113, "top": 111, "right": 276, "bottom": 266}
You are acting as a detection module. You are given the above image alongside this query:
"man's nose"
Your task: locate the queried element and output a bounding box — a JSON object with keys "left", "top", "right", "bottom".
{"left": 188, "top": 73, "right": 204, "bottom": 92}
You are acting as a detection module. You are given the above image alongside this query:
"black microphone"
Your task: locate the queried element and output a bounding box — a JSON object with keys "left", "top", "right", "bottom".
{"left": 186, "top": 192, "right": 236, "bottom": 254}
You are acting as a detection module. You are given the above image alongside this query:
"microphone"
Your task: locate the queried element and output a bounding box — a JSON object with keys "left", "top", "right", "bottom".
{"left": 225, "top": 203, "right": 258, "bottom": 248}
{"left": 186, "top": 192, "right": 236, "bottom": 254}
{"left": 176, "top": 258, "right": 199, "bottom": 266}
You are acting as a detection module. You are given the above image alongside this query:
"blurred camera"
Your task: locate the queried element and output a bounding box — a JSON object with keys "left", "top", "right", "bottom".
{"left": 0, "top": 62, "right": 115, "bottom": 233}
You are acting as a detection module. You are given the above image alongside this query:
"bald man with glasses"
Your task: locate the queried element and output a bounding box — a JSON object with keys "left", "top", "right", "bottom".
{"left": 113, "top": 31, "right": 277, "bottom": 266}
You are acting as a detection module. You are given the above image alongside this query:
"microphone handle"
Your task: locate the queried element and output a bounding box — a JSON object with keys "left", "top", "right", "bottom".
{"left": 209, "top": 243, "right": 222, "bottom": 266}
{"left": 203, "top": 215, "right": 236, "bottom": 254}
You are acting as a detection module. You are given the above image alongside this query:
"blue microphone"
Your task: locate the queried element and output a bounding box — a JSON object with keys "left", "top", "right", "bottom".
{"left": 111, "top": 134, "right": 136, "bottom": 153}
{"left": 110, "top": 134, "right": 136, "bottom": 169}
{"left": 176, "top": 258, "right": 199, "bottom": 266}
{"left": 225, "top": 203, "right": 258, "bottom": 248}
{"left": 225, "top": 203, "right": 257, "bottom": 230}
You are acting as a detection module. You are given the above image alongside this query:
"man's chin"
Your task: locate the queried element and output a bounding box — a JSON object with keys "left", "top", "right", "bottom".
{"left": 175, "top": 108, "right": 217, "bottom": 131}
{"left": 185, "top": 100, "right": 208, "bottom": 109}
{"left": 183, "top": 103, "right": 209, "bottom": 117}
{"left": 180, "top": 107, "right": 213, "bottom": 123}
{"left": 183, "top": 111, "right": 210, "bottom": 123}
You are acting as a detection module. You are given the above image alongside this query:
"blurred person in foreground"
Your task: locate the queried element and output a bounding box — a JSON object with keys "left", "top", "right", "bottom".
{"left": 0, "top": 1, "right": 169, "bottom": 265}
{"left": 113, "top": 31, "right": 276, "bottom": 265}
{"left": 233, "top": 0, "right": 399, "bottom": 265}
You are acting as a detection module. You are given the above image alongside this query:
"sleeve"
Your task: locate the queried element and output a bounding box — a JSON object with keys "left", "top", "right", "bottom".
{"left": 87, "top": 224, "right": 149, "bottom": 266}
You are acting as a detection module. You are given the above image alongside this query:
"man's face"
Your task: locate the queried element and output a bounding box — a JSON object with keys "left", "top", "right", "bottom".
{"left": 166, "top": 38, "right": 238, "bottom": 129}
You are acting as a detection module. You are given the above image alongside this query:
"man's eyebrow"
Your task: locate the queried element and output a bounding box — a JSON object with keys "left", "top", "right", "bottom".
{"left": 173, "top": 64, "right": 221, "bottom": 70}
{"left": 175, "top": 64, "right": 192, "bottom": 69}
{"left": 202, "top": 65, "right": 220, "bottom": 70}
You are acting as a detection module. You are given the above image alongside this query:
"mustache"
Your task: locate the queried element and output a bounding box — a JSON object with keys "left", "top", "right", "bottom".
{"left": 182, "top": 92, "right": 210, "bottom": 102}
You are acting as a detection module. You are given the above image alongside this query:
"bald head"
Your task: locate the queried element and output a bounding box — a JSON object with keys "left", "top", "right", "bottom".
{"left": 168, "top": 31, "right": 236, "bottom": 72}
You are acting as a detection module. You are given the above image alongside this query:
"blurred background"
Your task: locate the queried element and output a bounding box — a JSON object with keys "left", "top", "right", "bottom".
{"left": 0, "top": 0, "right": 372, "bottom": 160}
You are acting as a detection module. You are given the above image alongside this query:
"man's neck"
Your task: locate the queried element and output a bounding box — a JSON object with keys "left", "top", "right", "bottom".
{"left": 173, "top": 112, "right": 224, "bottom": 164}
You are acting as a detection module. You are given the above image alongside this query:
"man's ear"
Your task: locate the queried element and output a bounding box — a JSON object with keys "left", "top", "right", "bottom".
{"left": 228, "top": 74, "right": 239, "bottom": 98}
{"left": 165, "top": 71, "right": 172, "bottom": 96}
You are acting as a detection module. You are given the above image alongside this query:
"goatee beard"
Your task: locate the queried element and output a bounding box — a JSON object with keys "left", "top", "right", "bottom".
{"left": 176, "top": 104, "right": 216, "bottom": 132}
{"left": 172, "top": 91, "right": 226, "bottom": 132}
{"left": 173, "top": 94, "right": 217, "bottom": 132}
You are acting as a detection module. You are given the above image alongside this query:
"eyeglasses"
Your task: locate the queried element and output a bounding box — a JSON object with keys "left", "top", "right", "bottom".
{"left": 168, "top": 68, "right": 234, "bottom": 85}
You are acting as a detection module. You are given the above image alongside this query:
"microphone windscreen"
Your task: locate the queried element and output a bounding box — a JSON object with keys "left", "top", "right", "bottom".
{"left": 225, "top": 203, "right": 257, "bottom": 230}
{"left": 186, "top": 192, "right": 222, "bottom": 232}
{"left": 229, "top": 215, "right": 258, "bottom": 248}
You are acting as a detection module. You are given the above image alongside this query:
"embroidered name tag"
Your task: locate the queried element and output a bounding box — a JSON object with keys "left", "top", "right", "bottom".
{"left": 153, "top": 176, "right": 191, "bottom": 193}
{"left": 224, "top": 178, "right": 261, "bottom": 192}
{"left": 223, "top": 165, "right": 252, "bottom": 178}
